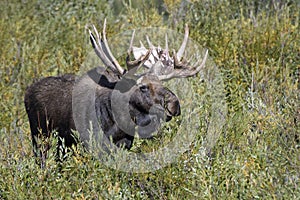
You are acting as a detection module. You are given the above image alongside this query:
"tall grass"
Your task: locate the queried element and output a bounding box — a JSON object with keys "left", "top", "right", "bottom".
{"left": 0, "top": 0, "right": 299, "bottom": 199}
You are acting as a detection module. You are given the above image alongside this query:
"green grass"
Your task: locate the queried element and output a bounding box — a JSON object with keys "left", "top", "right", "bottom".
{"left": 0, "top": 0, "right": 299, "bottom": 199}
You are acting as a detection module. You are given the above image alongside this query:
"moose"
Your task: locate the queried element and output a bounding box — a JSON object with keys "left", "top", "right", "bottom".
{"left": 24, "top": 19, "right": 208, "bottom": 166}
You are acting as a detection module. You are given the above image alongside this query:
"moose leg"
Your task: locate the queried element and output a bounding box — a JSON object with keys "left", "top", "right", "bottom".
{"left": 27, "top": 110, "right": 50, "bottom": 168}
{"left": 55, "top": 128, "right": 77, "bottom": 162}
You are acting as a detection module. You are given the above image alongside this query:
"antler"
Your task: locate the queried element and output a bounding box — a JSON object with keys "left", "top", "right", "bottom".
{"left": 89, "top": 19, "right": 125, "bottom": 75}
{"left": 89, "top": 21, "right": 208, "bottom": 80}
{"left": 157, "top": 49, "right": 208, "bottom": 81}
{"left": 129, "top": 24, "right": 208, "bottom": 81}
{"left": 126, "top": 30, "right": 152, "bottom": 71}
{"left": 176, "top": 24, "right": 189, "bottom": 61}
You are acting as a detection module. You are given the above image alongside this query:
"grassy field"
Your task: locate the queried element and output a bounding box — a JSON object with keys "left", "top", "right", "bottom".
{"left": 0, "top": 0, "right": 299, "bottom": 199}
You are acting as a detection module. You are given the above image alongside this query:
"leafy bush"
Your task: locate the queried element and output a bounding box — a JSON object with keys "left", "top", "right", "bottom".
{"left": 0, "top": 0, "right": 299, "bottom": 199}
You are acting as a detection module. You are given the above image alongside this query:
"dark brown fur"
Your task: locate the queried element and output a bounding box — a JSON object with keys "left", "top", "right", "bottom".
{"left": 24, "top": 67, "right": 180, "bottom": 164}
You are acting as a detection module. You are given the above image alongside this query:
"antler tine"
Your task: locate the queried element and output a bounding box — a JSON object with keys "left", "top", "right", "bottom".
{"left": 165, "top": 34, "right": 169, "bottom": 56}
{"left": 157, "top": 49, "right": 208, "bottom": 81}
{"left": 101, "top": 19, "right": 125, "bottom": 75}
{"left": 172, "top": 49, "right": 182, "bottom": 68}
{"left": 140, "top": 41, "right": 145, "bottom": 48}
{"left": 176, "top": 24, "right": 189, "bottom": 61}
{"left": 89, "top": 25, "right": 118, "bottom": 73}
{"left": 146, "top": 35, "right": 154, "bottom": 48}
{"left": 127, "top": 29, "right": 136, "bottom": 55}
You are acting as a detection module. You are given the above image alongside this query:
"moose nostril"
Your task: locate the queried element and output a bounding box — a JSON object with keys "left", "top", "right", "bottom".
{"left": 167, "top": 102, "right": 181, "bottom": 116}
{"left": 166, "top": 115, "right": 172, "bottom": 122}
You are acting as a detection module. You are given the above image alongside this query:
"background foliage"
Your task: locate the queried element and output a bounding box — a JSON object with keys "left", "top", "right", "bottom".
{"left": 0, "top": 0, "right": 299, "bottom": 199}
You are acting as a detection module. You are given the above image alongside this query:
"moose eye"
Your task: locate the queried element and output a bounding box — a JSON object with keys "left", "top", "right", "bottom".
{"left": 139, "top": 85, "right": 149, "bottom": 93}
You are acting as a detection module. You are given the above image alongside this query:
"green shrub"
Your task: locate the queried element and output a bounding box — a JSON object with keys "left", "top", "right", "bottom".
{"left": 0, "top": 0, "right": 299, "bottom": 199}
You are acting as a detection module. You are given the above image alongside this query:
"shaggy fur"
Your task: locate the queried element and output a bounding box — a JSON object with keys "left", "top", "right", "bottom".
{"left": 24, "top": 67, "right": 180, "bottom": 164}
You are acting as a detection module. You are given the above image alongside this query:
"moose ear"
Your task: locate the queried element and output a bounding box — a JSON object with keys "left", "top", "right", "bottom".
{"left": 87, "top": 68, "right": 117, "bottom": 89}
{"left": 114, "top": 77, "right": 137, "bottom": 93}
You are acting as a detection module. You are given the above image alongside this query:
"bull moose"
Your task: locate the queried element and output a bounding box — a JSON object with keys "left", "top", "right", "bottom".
{"left": 24, "top": 19, "right": 208, "bottom": 166}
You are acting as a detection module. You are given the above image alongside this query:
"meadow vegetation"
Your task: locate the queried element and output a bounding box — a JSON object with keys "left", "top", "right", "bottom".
{"left": 0, "top": 0, "right": 299, "bottom": 199}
